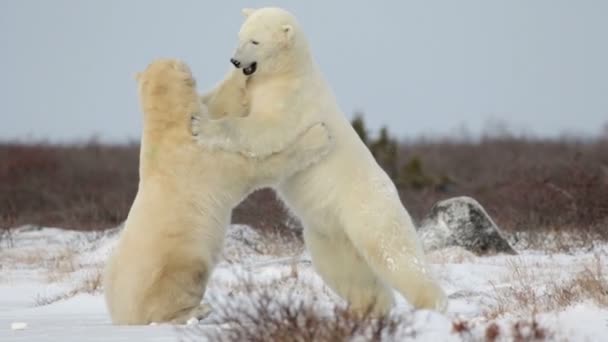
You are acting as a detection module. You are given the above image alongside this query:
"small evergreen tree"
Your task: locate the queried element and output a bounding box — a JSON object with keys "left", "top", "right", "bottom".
{"left": 398, "top": 156, "right": 434, "bottom": 190}
{"left": 370, "top": 126, "right": 398, "bottom": 178}
{"left": 351, "top": 113, "right": 368, "bottom": 145}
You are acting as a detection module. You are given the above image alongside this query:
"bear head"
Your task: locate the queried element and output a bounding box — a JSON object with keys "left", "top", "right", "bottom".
{"left": 230, "top": 7, "right": 309, "bottom": 77}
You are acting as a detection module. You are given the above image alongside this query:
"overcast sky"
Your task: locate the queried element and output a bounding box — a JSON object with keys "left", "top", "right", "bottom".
{"left": 1, "top": 1, "right": 607, "bottom": 142}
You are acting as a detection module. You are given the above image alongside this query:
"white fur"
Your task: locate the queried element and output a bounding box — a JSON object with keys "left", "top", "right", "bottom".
{"left": 193, "top": 7, "right": 447, "bottom": 314}
{"left": 104, "top": 59, "right": 332, "bottom": 325}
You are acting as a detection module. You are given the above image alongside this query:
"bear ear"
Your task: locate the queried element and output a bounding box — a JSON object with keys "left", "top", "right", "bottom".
{"left": 241, "top": 8, "right": 255, "bottom": 18}
{"left": 134, "top": 72, "right": 142, "bottom": 82}
{"left": 282, "top": 24, "right": 294, "bottom": 41}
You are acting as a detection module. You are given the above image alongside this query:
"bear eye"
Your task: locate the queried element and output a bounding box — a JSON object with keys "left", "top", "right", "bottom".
{"left": 251, "top": 40, "right": 259, "bottom": 45}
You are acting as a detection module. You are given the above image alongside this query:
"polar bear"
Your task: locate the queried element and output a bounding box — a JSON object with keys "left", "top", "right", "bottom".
{"left": 192, "top": 7, "right": 447, "bottom": 314}
{"left": 103, "top": 59, "right": 332, "bottom": 325}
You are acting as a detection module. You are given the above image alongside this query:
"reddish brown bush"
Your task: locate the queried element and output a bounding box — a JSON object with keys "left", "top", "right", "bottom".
{"left": 395, "top": 136, "right": 608, "bottom": 237}
{"left": 182, "top": 278, "right": 407, "bottom": 342}
{"left": 1, "top": 131, "right": 607, "bottom": 238}
{"left": 0, "top": 141, "right": 139, "bottom": 230}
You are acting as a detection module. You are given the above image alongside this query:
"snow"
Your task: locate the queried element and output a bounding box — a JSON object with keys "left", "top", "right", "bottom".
{"left": 10, "top": 322, "right": 27, "bottom": 330}
{"left": 1, "top": 225, "right": 607, "bottom": 341}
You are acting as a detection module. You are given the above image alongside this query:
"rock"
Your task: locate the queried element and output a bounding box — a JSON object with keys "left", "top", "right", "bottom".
{"left": 418, "top": 196, "right": 516, "bottom": 255}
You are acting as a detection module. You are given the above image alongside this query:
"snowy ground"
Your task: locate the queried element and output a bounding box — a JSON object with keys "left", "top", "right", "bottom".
{"left": 0, "top": 225, "right": 607, "bottom": 341}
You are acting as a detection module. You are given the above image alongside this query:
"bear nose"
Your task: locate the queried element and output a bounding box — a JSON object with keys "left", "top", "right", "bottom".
{"left": 230, "top": 58, "right": 241, "bottom": 68}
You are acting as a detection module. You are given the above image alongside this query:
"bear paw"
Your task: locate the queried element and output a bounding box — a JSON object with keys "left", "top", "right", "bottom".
{"left": 190, "top": 103, "right": 212, "bottom": 138}
{"left": 170, "top": 303, "right": 212, "bottom": 325}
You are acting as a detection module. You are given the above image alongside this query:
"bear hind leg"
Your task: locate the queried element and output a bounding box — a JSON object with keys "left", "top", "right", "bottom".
{"left": 343, "top": 218, "right": 447, "bottom": 312}
{"left": 304, "top": 227, "right": 394, "bottom": 316}
{"left": 145, "top": 261, "right": 211, "bottom": 324}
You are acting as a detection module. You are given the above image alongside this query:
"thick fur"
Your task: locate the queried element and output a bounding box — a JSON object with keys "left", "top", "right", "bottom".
{"left": 103, "top": 59, "right": 332, "bottom": 325}
{"left": 193, "top": 7, "right": 447, "bottom": 314}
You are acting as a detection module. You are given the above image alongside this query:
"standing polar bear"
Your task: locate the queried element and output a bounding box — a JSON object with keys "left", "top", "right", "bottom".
{"left": 193, "top": 7, "right": 447, "bottom": 314}
{"left": 103, "top": 59, "right": 332, "bottom": 325}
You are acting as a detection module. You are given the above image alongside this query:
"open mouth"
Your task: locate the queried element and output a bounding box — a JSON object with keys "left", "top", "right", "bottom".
{"left": 243, "top": 62, "right": 257, "bottom": 76}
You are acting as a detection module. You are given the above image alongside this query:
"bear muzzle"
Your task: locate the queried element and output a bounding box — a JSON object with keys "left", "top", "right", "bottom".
{"left": 229, "top": 58, "right": 257, "bottom": 75}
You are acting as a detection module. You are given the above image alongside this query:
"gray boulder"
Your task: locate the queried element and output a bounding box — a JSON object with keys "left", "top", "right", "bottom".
{"left": 418, "top": 196, "right": 516, "bottom": 255}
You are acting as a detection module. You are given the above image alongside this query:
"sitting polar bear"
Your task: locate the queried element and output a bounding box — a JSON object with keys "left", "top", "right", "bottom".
{"left": 193, "top": 7, "right": 447, "bottom": 314}
{"left": 103, "top": 59, "right": 332, "bottom": 325}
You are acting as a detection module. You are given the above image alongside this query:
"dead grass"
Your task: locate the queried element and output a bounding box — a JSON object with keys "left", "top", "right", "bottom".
{"left": 0, "top": 230, "right": 109, "bottom": 287}
{"left": 486, "top": 254, "right": 608, "bottom": 319}
{"left": 34, "top": 268, "right": 103, "bottom": 306}
{"left": 509, "top": 228, "right": 608, "bottom": 253}
{"left": 217, "top": 259, "right": 333, "bottom": 303}
{"left": 223, "top": 228, "right": 303, "bottom": 265}
{"left": 426, "top": 246, "right": 477, "bottom": 264}
{"left": 0, "top": 242, "right": 79, "bottom": 278}
{"left": 0, "top": 249, "right": 42, "bottom": 269}
{"left": 44, "top": 246, "right": 78, "bottom": 283}
{"left": 548, "top": 254, "right": 608, "bottom": 308}
{"left": 0, "top": 227, "right": 14, "bottom": 249}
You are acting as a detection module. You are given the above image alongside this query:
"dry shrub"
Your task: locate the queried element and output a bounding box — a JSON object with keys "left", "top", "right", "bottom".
{"left": 231, "top": 188, "right": 301, "bottom": 233}
{"left": 451, "top": 319, "right": 472, "bottom": 339}
{"left": 183, "top": 279, "right": 412, "bottom": 342}
{"left": 484, "top": 322, "right": 501, "bottom": 342}
{"left": 510, "top": 318, "right": 547, "bottom": 342}
{"left": 453, "top": 316, "right": 550, "bottom": 342}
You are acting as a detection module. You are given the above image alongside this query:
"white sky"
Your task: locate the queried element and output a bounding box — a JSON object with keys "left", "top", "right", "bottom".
{"left": 1, "top": 0, "right": 607, "bottom": 142}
